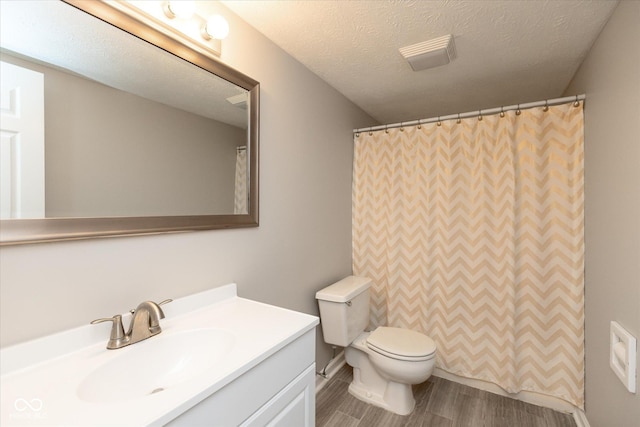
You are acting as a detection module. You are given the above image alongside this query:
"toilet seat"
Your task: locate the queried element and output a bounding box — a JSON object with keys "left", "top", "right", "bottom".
{"left": 367, "top": 327, "right": 436, "bottom": 361}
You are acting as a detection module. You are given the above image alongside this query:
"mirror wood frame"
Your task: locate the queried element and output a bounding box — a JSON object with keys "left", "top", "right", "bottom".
{"left": 0, "top": 0, "right": 259, "bottom": 245}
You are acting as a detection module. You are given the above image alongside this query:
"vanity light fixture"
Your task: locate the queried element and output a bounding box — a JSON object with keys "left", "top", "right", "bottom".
{"left": 163, "top": 1, "right": 229, "bottom": 41}
{"left": 202, "top": 14, "right": 229, "bottom": 40}
{"left": 163, "top": 1, "right": 196, "bottom": 19}
{"left": 109, "top": 1, "right": 227, "bottom": 57}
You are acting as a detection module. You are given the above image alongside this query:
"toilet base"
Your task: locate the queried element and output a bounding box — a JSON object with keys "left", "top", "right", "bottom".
{"left": 346, "top": 338, "right": 417, "bottom": 416}
{"left": 348, "top": 377, "right": 415, "bottom": 416}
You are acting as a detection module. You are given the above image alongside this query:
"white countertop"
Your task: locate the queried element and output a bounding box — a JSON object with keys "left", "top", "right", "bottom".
{"left": 0, "top": 284, "right": 318, "bottom": 426}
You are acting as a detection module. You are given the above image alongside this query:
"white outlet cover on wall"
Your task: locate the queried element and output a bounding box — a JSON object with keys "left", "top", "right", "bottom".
{"left": 610, "top": 321, "right": 637, "bottom": 393}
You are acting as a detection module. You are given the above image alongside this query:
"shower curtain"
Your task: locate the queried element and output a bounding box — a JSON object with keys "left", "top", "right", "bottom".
{"left": 234, "top": 147, "right": 248, "bottom": 214}
{"left": 352, "top": 102, "right": 584, "bottom": 407}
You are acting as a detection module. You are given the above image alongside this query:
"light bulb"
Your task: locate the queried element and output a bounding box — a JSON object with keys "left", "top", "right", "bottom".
{"left": 204, "top": 15, "right": 229, "bottom": 40}
{"left": 165, "top": 1, "right": 195, "bottom": 19}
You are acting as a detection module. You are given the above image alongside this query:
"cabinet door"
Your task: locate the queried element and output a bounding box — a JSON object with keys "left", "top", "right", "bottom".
{"left": 241, "top": 365, "right": 315, "bottom": 427}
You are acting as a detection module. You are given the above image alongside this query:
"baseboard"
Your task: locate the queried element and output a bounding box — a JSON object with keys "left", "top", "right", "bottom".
{"left": 433, "top": 368, "right": 582, "bottom": 416}
{"left": 315, "top": 350, "right": 346, "bottom": 393}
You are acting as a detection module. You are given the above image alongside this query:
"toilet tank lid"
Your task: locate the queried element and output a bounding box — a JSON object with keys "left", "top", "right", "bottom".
{"left": 315, "top": 276, "right": 372, "bottom": 303}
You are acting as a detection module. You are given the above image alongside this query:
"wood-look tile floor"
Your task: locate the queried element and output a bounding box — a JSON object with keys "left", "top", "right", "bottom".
{"left": 316, "top": 365, "right": 576, "bottom": 427}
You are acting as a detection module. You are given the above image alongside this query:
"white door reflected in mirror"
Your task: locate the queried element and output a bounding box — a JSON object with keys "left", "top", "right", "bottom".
{"left": 0, "top": 61, "right": 45, "bottom": 219}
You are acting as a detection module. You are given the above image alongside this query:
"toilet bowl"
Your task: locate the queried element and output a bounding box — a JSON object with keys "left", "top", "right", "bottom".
{"left": 316, "top": 276, "right": 437, "bottom": 415}
{"left": 346, "top": 328, "right": 436, "bottom": 415}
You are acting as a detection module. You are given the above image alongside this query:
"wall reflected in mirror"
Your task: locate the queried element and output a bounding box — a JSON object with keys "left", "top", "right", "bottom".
{"left": 0, "top": 0, "right": 251, "bottom": 220}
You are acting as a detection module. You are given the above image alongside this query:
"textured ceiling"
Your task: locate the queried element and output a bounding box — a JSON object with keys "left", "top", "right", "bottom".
{"left": 222, "top": 0, "right": 618, "bottom": 125}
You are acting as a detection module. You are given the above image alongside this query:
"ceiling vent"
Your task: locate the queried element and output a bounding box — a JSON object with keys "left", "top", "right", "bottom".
{"left": 399, "top": 34, "right": 456, "bottom": 71}
{"left": 226, "top": 93, "right": 247, "bottom": 109}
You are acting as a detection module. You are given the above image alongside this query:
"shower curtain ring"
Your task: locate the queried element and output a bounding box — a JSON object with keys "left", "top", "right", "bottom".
{"left": 516, "top": 104, "right": 521, "bottom": 116}
{"left": 437, "top": 117, "right": 442, "bottom": 126}
{"left": 478, "top": 110, "right": 483, "bottom": 121}
{"left": 456, "top": 113, "right": 461, "bottom": 124}
{"left": 574, "top": 95, "right": 580, "bottom": 107}
{"left": 500, "top": 107, "right": 505, "bottom": 118}
{"left": 543, "top": 100, "right": 549, "bottom": 112}
{"left": 385, "top": 126, "right": 389, "bottom": 134}
{"left": 400, "top": 122, "right": 404, "bottom": 132}
{"left": 417, "top": 120, "right": 422, "bottom": 129}
{"left": 355, "top": 132, "right": 360, "bottom": 137}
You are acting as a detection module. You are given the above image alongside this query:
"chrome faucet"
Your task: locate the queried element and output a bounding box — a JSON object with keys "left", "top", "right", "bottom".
{"left": 91, "top": 299, "right": 172, "bottom": 349}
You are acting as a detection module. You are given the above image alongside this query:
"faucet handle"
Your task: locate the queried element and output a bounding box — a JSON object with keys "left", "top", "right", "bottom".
{"left": 129, "top": 299, "right": 172, "bottom": 315}
{"left": 157, "top": 298, "right": 173, "bottom": 319}
{"left": 154, "top": 299, "right": 172, "bottom": 320}
{"left": 91, "top": 314, "right": 128, "bottom": 349}
{"left": 158, "top": 299, "right": 173, "bottom": 306}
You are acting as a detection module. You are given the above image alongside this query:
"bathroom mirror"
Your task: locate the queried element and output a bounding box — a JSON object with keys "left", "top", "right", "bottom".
{"left": 0, "top": 0, "right": 259, "bottom": 245}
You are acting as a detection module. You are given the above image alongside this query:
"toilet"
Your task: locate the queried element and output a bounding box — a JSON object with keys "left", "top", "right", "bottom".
{"left": 315, "top": 276, "right": 436, "bottom": 415}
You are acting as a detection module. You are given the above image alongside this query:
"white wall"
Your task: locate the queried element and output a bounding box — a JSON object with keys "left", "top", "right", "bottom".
{"left": 564, "top": 1, "right": 640, "bottom": 425}
{"left": 0, "top": 0, "right": 375, "bottom": 376}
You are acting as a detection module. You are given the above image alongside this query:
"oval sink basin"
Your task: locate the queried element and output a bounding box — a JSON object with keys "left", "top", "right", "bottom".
{"left": 77, "top": 328, "right": 235, "bottom": 403}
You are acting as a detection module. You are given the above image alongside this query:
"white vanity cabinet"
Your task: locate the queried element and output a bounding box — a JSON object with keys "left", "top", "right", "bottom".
{"left": 166, "top": 329, "right": 316, "bottom": 427}
{"left": 0, "top": 284, "right": 319, "bottom": 427}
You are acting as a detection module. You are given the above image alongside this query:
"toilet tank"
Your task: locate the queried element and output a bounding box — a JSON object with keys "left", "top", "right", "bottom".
{"left": 315, "top": 276, "right": 372, "bottom": 347}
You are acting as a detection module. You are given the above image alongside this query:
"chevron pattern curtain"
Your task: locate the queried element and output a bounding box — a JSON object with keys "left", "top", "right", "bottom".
{"left": 234, "top": 148, "right": 248, "bottom": 214}
{"left": 352, "top": 102, "right": 584, "bottom": 407}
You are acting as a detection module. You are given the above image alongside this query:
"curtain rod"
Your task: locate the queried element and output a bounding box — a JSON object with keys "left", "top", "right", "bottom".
{"left": 353, "top": 94, "right": 586, "bottom": 134}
